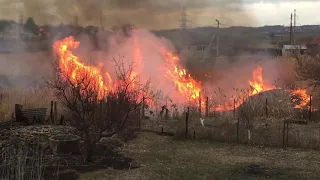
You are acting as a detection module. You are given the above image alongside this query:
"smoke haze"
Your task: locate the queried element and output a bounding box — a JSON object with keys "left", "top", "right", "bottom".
{"left": 0, "top": 0, "right": 254, "bottom": 29}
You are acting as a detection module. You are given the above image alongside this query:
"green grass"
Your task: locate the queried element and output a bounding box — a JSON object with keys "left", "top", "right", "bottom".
{"left": 79, "top": 132, "right": 320, "bottom": 180}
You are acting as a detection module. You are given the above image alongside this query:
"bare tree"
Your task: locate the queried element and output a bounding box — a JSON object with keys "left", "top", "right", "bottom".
{"left": 47, "top": 59, "right": 150, "bottom": 162}
{"left": 296, "top": 55, "right": 320, "bottom": 89}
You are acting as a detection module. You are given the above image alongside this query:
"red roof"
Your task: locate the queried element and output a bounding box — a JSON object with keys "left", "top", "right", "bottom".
{"left": 309, "top": 36, "right": 320, "bottom": 45}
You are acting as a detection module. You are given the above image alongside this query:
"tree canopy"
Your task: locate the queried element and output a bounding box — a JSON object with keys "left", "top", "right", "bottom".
{"left": 24, "top": 17, "right": 38, "bottom": 35}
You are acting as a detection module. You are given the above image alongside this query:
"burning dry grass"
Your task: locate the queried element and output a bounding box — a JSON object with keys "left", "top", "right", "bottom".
{"left": 141, "top": 88, "right": 320, "bottom": 151}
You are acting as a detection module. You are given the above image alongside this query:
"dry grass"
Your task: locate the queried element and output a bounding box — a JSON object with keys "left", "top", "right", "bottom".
{"left": 0, "top": 87, "right": 64, "bottom": 123}
{"left": 141, "top": 87, "right": 320, "bottom": 150}
{"left": 0, "top": 139, "right": 57, "bottom": 180}
{"left": 79, "top": 132, "right": 320, "bottom": 180}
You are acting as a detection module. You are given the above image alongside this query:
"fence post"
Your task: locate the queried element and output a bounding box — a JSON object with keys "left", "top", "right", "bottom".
{"left": 237, "top": 118, "right": 240, "bottom": 143}
{"left": 140, "top": 96, "right": 145, "bottom": 130}
{"left": 14, "top": 104, "right": 23, "bottom": 122}
{"left": 286, "top": 122, "right": 289, "bottom": 145}
{"left": 205, "top": 97, "right": 209, "bottom": 117}
{"left": 309, "top": 95, "right": 312, "bottom": 121}
{"left": 193, "top": 130, "right": 196, "bottom": 140}
{"left": 54, "top": 101, "right": 57, "bottom": 122}
{"left": 185, "top": 106, "right": 189, "bottom": 138}
{"left": 50, "top": 101, "right": 53, "bottom": 124}
{"left": 60, "top": 115, "right": 64, "bottom": 125}
{"left": 234, "top": 99, "right": 236, "bottom": 116}
{"left": 199, "top": 93, "right": 201, "bottom": 116}
{"left": 265, "top": 98, "right": 268, "bottom": 117}
{"left": 282, "top": 121, "right": 286, "bottom": 148}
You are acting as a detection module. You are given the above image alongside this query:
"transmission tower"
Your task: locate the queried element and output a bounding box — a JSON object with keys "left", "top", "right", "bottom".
{"left": 179, "top": 7, "right": 190, "bottom": 30}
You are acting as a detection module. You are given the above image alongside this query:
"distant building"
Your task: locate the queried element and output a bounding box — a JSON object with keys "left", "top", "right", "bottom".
{"left": 307, "top": 36, "right": 320, "bottom": 56}
{"left": 180, "top": 43, "right": 216, "bottom": 59}
{"left": 281, "top": 45, "right": 307, "bottom": 57}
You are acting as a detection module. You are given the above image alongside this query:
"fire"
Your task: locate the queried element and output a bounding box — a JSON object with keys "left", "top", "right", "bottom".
{"left": 213, "top": 66, "right": 310, "bottom": 111}
{"left": 290, "top": 89, "right": 310, "bottom": 108}
{"left": 249, "top": 66, "right": 275, "bottom": 95}
{"left": 53, "top": 36, "right": 113, "bottom": 100}
{"left": 164, "top": 52, "right": 203, "bottom": 101}
{"left": 52, "top": 35, "right": 310, "bottom": 114}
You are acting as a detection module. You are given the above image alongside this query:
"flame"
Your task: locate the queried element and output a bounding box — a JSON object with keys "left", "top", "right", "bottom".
{"left": 164, "top": 52, "right": 203, "bottom": 101}
{"left": 52, "top": 35, "right": 311, "bottom": 115}
{"left": 53, "top": 36, "right": 113, "bottom": 100}
{"left": 249, "top": 66, "right": 275, "bottom": 95}
{"left": 290, "top": 89, "right": 310, "bottom": 108}
{"left": 213, "top": 66, "right": 310, "bottom": 111}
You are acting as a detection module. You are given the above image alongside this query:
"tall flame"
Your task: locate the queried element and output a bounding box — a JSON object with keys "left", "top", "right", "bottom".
{"left": 53, "top": 36, "right": 113, "bottom": 100}
{"left": 53, "top": 35, "right": 310, "bottom": 114}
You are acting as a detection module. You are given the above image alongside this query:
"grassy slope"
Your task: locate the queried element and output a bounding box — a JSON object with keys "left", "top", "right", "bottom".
{"left": 80, "top": 132, "right": 320, "bottom": 180}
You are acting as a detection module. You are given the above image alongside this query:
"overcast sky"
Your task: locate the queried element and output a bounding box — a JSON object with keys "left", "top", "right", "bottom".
{"left": 0, "top": 0, "right": 319, "bottom": 29}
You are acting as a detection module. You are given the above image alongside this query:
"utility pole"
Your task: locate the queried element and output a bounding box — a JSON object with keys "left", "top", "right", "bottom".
{"left": 74, "top": 16, "right": 78, "bottom": 27}
{"left": 293, "top": 9, "right": 296, "bottom": 45}
{"left": 290, "top": 13, "right": 293, "bottom": 45}
{"left": 216, "top": 19, "right": 220, "bottom": 59}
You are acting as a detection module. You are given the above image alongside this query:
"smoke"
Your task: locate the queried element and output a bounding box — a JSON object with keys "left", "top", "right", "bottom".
{"left": 0, "top": 0, "right": 255, "bottom": 29}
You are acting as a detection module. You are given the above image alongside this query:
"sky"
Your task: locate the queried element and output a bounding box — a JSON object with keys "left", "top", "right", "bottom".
{"left": 0, "top": 0, "right": 319, "bottom": 29}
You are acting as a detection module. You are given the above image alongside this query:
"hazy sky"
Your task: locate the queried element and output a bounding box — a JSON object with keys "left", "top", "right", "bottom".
{"left": 0, "top": 0, "right": 319, "bottom": 29}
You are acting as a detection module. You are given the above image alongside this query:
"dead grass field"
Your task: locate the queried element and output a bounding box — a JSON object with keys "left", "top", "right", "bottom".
{"left": 79, "top": 132, "right": 320, "bottom": 180}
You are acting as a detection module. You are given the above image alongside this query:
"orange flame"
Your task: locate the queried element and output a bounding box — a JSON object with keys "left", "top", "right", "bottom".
{"left": 53, "top": 36, "right": 310, "bottom": 114}
{"left": 164, "top": 52, "right": 203, "bottom": 101}
{"left": 53, "top": 36, "right": 113, "bottom": 100}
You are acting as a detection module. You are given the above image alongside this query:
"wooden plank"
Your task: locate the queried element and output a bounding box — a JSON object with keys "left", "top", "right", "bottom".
{"left": 20, "top": 108, "right": 47, "bottom": 124}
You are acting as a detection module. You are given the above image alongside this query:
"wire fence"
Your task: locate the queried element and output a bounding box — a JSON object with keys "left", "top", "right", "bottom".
{"left": 141, "top": 93, "right": 320, "bottom": 151}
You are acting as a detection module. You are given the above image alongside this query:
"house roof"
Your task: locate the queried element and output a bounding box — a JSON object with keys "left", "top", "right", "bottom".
{"left": 283, "top": 45, "right": 307, "bottom": 50}
{"left": 309, "top": 36, "right": 320, "bottom": 45}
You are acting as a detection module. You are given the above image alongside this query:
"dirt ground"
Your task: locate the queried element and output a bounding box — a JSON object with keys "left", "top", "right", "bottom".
{"left": 79, "top": 132, "right": 320, "bottom": 180}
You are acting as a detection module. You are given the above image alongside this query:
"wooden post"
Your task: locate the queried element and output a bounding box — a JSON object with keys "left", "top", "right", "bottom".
{"left": 193, "top": 130, "right": 196, "bottom": 140}
{"left": 54, "top": 101, "right": 57, "bottom": 123}
{"left": 50, "top": 101, "right": 53, "bottom": 123}
{"left": 205, "top": 97, "right": 209, "bottom": 117}
{"left": 199, "top": 93, "right": 202, "bottom": 116}
{"left": 309, "top": 95, "right": 312, "bottom": 121}
{"left": 161, "top": 127, "right": 164, "bottom": 134}
{"left": 237, "top": 118, "right": 240, "bottom": 143}
{"left": 140, "top": 96, "right": 145, "bottom": 129}
{"left": 14, "top": 104, "right": 23, "bottom": 122}
{"left": 60, "top": 115, "right": 64, "bottom": 125}
{"left": 282, "top": 121, "right": 286, "bottom": 147}
{"left": 233, "top": 99, "right": 236, "bottom": 116}
{"left": 286, "top": 122, "right": 289, "bottom": 145}
{"left": 185, "top": 107, "right": 189, "bottom": 138}
{"left": 265, "top": 98, "right": 268, "bottom": 117}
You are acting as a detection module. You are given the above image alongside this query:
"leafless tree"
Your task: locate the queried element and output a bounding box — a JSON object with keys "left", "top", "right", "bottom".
{"left": 47, "top": 59, "right": 151, "bottom": 162}
{"left": 296, "top": 55, "right": 320, "bottom": 89}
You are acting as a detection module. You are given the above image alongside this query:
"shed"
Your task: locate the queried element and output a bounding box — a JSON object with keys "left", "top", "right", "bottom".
{"left": 281, "top": 45, "right": 307, "bottom": 57}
